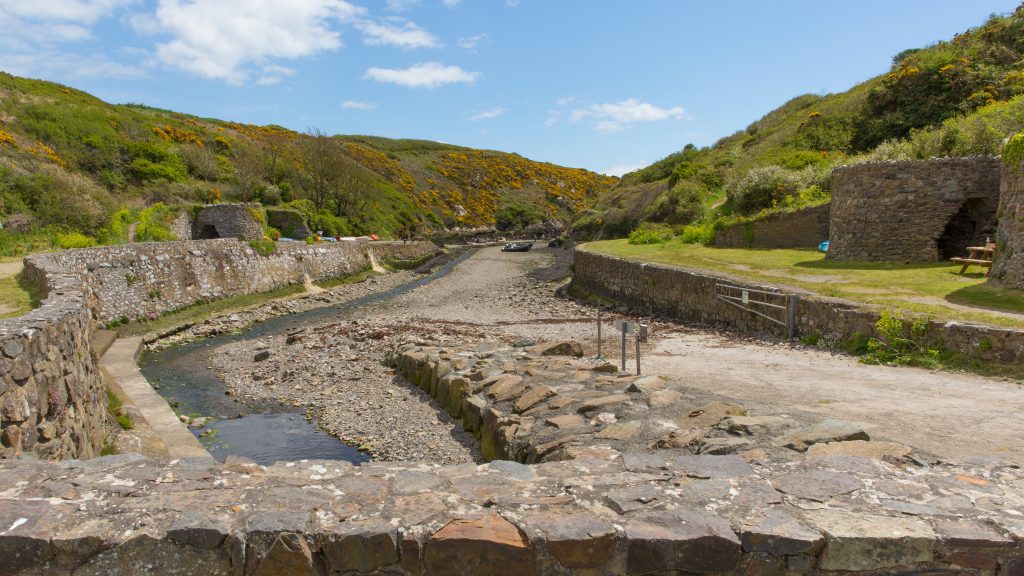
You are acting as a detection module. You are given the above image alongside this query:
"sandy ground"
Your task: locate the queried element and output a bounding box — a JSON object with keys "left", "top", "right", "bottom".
{"left": 203, "top": 244, "right": 1024, "bottom": 466}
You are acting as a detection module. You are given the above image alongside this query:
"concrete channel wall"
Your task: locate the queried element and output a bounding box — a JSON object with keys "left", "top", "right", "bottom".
{"left": 0, "top": 239, "right": 439, "bottom": 460}
{"left": 571, "top": 246, "right": 1024, "bottom": 364}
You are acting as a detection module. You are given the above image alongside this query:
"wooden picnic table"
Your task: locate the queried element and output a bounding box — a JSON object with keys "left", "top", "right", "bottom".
{"left": 951, "top": 245, "right": 995, "bottom": 276}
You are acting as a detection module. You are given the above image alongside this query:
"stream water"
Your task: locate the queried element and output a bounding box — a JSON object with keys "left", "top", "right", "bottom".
{"left": 138, "top": 248, "right": 473, "bottom": 465}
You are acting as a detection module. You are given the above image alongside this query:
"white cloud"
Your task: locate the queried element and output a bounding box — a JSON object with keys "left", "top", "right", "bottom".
{"left": 467, "top": 106, "right": 506, "bottom": 121}
{"left": 385, "top": 0, "right": 420, "bottom": 10}
{"left": 506, "top": 0, "right": 521, "bottom": 6}
{"left": 149, "top": 0, "right": 364, "bottom": 84}
{"left": 357, "top": 19, "right": 440, "bottom": 49}
{"left": 556, "top": 96, "right": 575, "bottom": 106}
{"left": 0, "top": 0, "right": 145, "bottom": 78}
{"left": 364, "top": 62, "right": 478, "bottom": 89}
{"left": 441, "top": 0, "right": 460, "bottom": 6}
{"left": 341, "top": 99, "right": 377, "bottom": 110}
{"left": 457, "top": 33, "right": 487, "bottom": 50}
{"left": 570, "top": 98, "right": 688, "bottom": 133}
{"left": 601, "top": 163, "right": 646, "bottom": 177}
{"left": 0, "top": 0, "right": 138, "bottom": 24}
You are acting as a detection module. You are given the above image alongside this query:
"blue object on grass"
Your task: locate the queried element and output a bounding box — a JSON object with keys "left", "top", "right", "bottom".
{"left": 818, "top": 240, "right": 830, "bottom": 252}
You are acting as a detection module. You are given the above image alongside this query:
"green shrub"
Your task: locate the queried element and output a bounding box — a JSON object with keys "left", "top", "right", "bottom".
{"left": 862, "top": 310, "right": 943, "bottom": 366}
{"left": 1004, "top": 132, "right": 1024, "bottom": 167}
{"left": 495, "top": 203, "right": 544, "bottom": 230}
{"left": 247, "top": 239, "right": 276, "bottom": 256}
{"left": 628, "top": 222, "right": 674, "bottom": 245}
{"left": 134, "top": 203, "right": 178, "bottom": 242}
{"left": 55, "top": 231, "right": 97, "bottom": 249}
{"left": 727, "top": 166, "right": 807, "bottom": 215}
{"left": 677, "top": 221, "right": 717, "bottom": 245}
{"left": 649, "top": 181, "right": 706, "bottom": 225}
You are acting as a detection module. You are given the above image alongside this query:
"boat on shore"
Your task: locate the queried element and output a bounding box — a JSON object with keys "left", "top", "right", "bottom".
{"left": 502, "top": 241, "right": 533, "bottom": 252}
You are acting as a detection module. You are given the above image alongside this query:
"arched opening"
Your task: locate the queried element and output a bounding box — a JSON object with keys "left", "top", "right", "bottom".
{"left": 937, "top": 198, "right": 992, "bottom": 260}
{"left": 196, "top": 224, "right": 220, "bottom": 239}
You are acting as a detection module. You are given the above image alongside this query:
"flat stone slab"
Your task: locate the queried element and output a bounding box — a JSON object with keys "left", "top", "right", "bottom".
{"left": 806, "top": 440, "right": 912, "bottom": 460}
{"left": 775, "top": 419, "right": 869, "bottom": 451}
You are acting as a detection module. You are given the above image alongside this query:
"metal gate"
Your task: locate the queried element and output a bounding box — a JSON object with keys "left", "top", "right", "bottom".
{"left": 714, "top": 283, "right": 798, "bottom": 339}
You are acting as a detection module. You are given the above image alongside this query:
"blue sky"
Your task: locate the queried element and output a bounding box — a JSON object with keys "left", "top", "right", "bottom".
{"left": 0, "top": 0, "right": 1019, "bottom": 175}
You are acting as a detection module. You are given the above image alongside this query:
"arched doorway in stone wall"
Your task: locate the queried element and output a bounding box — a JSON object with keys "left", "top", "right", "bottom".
{"left": 196, "top": 224, "right": 221, "bottom": 239}
{"left": 937, "top": 198, "right": 994, "bottom": 259}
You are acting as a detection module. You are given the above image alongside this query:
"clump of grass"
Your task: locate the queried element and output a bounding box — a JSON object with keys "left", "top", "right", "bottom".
{"left": 106, "top": 388, "right": 134, "bottom": 430}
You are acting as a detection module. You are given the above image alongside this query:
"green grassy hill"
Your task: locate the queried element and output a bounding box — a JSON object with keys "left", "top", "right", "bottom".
{"left": 575, "top": 3, "right": 1024, "bottom": 241}
{"left": 0, "top": 74, "right": 616, "bottom": 254}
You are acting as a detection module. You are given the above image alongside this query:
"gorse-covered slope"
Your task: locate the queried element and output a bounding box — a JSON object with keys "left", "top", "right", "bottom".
{"left": 575, "top": 3, "right": 1024, "bottom": 240}
{"left": 0, "top": 73, "right": 615, "bottom": 254}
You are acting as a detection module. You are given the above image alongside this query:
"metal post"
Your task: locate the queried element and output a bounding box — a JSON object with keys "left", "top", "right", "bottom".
{"left": 596, "top": 307, "right": 602, "bottom": 359}
{"left": 620, "top": 324, "right": 627, "bottom": 372}
{"left": 635, "top": 332, "right": 641, "bottom": 375}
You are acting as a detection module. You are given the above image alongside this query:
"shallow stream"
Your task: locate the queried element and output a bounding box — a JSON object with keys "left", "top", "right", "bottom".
{"left": 138, "top": 248, "right": 472, "bottom": 465}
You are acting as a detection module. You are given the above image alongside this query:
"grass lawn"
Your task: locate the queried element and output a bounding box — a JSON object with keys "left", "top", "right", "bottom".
{"left": 0, "top": 257, "right": 38, "bottom": 319}
{"left": 586, "top": 239, "right": 1024, "bottom": 329}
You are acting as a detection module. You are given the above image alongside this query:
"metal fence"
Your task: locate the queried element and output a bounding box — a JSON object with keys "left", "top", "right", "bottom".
{"left": 714, "top": 283, "right": 798, "bottom": 339}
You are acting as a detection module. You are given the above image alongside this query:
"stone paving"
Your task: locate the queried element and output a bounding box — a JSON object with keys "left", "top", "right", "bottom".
{"left": 2, "top": 338, "right": 1024, "bottom": 574}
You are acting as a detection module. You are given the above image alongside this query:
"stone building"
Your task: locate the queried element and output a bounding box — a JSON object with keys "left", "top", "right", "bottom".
{"left": 990, "top": 157, "right": 1024, "bottom": 290}
{"left": 827, "top": 157, "right": 1002, "bottom": 262}
{"left": 188, "top": 203, "right": 265, "bottom": 241}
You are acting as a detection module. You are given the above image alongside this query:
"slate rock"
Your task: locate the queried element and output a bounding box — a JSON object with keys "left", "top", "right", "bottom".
{"left": 676, "top": 401, "right": 745, "bottom": 428}
{"left": 807, "top": 509, "right": 936, "bottom": 571}
{"left": 520, "top": 512, "right": 617, "bottom": 573}
{"left": 577, "top": 394, "right": 630, "bottom": 413}
{"left": 771, "top": 469, "right": 863, "bottom": 502}
{"left": 775, "top": 419, "right": 869, "bottom": 451}
{"left": 699, "top": 437, "right": 753, "bottom": 455}
{"left": 424, "top": 515, "right": 538, "bottom": 576}
{"left": 740, "top": 509, "right": 823, "bottom": 556}
{"left": 646, "top": 389, "right": 683, "bottom": 408}
{"left": 625, "top": 509, "right": 741, "bottom": 574}
{"left": 806, "top": 440, "right": 911, "bottom": 460}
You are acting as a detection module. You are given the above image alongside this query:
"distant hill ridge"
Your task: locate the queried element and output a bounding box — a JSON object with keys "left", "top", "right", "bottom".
{"left": 0, "top": 73, "right": 615, "bottom": 253}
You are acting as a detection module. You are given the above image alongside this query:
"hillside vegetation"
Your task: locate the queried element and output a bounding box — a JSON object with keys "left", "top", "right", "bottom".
{"left": 0, "top": 74, "right": 615, "bottom": 255}
{"left": 576, "top": 3, "right": 1024, "bottom": 241}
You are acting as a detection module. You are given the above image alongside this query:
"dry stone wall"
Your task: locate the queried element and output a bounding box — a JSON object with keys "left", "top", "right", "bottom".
{"left": 0, "top": 257, "right": 106, "bottom": 460}
{"left": 828, "top": 157, "right": 1002, "bottom": 262}
{"left": 34, "top": 239, "right": 437, "bottom": 324}
{"left": 714, "top": 204, "right": 830, "bottom": 249}
{"left": 572, "top": 247, "right": 1024, "bottom": 364}
{"left": 1, "top": 239, "right": 437, "bottom": 460}
{"left": 191, "top": 203, "right": 265, "bottom": 240}
{"left": 991, "top": 159, "right": 1024, "bottom": 290}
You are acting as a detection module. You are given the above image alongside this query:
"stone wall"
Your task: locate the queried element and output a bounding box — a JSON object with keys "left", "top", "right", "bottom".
{"left": 1, "top": 452, "right": 1021, "bottom": 575}
{"left": 991, "top": 159, "right": 1024, "bottom": 290}
{"left": 1, "top": 239, "right": 437, "bottom": 460}
{"left": 191, "top": 203, "right": 265, "bottom": 241}
{"left": 714, "top": 204, "right": 830, "bottom": 249}
{"left": 572, "top": 247, "right": 1024, "bottom": 364}
{"left": 828, "top": 157, "right": 1002, "bottom": 262}
{"left": 266, "top": 208, "right": 310, "bottom": 239}
{"left": 0, "top": 258, "right": 106, "bottom": 459}
{"left": 33, "top": 239, "right": 437, "bottom": 324}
